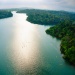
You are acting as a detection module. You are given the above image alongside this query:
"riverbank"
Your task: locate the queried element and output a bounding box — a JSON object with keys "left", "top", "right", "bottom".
{"left": 17, "top": 9, "right": 75, "bottom": 25}
{"left": 0, "top": 10, "right": 13, "bottom": 19}
{"left": 17, "top": 9, "right": 75, "bottom": 66}
{"left": 46, "top": 20, "right": 75, "bottom": 66}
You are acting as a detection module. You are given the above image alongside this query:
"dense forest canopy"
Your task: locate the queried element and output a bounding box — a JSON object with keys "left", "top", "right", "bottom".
{"left": 17, "top": 9, "right": 75, "bottom": 25}
{"left": 17, "top": 9, "right": 75, "bottom": 65}
{"left": 0, "top": 10, "right": 13, "bottom": 19}
{"left": 46, "top": 20, "right": 75, "bottom": 65}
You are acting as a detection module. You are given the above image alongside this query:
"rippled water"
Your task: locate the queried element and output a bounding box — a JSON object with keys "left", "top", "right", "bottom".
{"left": 0, "top": 11, "right": 75, "bottom": 75}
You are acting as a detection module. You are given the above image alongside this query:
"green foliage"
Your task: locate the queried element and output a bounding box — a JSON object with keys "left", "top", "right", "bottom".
{"left": 0, "top": 10, "right": 13, "bottom": 19}
{"left": 17, "top": 9, "right": 75, "bottom": 25}
{"left": 17, "top": 9, "right": 75, "bottom": 65}
{"left": 46, "top": 21, "right": 75, "bottom": 65}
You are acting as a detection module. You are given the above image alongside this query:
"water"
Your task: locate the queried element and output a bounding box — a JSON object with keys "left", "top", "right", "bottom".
{"left": 0, "top": 11, "right": 75, "bottom": 75}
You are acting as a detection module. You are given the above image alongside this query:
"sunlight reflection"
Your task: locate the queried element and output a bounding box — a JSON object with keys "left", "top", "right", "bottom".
{"left": 11, "top": 12, "right": 41, "bottom": 74}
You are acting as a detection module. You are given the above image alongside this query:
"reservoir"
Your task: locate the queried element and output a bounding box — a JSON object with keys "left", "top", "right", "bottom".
{"left": 0, "top": 12, "right": 75, "bottom": 75}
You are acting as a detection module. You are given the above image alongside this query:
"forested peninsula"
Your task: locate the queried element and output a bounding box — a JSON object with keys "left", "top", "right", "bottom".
{"left": 17, "top": 9, "right": 75, "bottom": 66}
{"left": 46, "top": 21, "right": 75, "bottom": 65}
{"left": 0, "top": 10, "right": 13, "bottom": 19}
{"left": 17, "top": 9, "right": 75, "bottom": 25}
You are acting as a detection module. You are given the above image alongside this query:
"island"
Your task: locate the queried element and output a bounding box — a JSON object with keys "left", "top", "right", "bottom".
{"left": 17, "top": 9, "right": 75, "bottom": 25}
{"left": 0, "top": 10, "right": 13, "bottom": 19}
{"left": 46, "top": 20, "right": 75, "bottom": 65}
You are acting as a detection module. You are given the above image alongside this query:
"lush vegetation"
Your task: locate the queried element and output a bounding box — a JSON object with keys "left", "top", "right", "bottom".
{"left": 17, "top": 9, "right": 75, "bottom": 25}
{"left": 46, "top": 20, "right": 75, "bottom": 65}
{"left": 0, "top": 10, "right": 13, "bottom": 19}
{"left": 17, "top": 9, "right": 75, "bottom": 65}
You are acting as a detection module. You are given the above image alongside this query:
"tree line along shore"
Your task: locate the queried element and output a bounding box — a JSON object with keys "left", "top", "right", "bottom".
{"left": 0, "top": 10, "right": 13, "bottom": 19}
{"left": 17, "top": 9, "right": 75, "bottom": 66}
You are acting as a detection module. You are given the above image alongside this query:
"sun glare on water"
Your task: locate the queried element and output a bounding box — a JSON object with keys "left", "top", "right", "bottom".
{"left": 10, "top": 12, "right": 41, "bottom": 74}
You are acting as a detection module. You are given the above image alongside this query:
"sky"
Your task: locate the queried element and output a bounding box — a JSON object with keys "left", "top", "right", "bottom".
{"left": 0, "top": 0, "right": 75, "bottom": 12}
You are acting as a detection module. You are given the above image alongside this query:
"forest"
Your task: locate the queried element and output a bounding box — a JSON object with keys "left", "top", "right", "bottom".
{"left": 0, "top": 10, "right": 13, "bottom": 19}
{"left": 17, "top": 9, "right": 75, "bottom": 25}
{"left": 17, "top": 9, "right": 75, "bottom": 65}
{"left": 46, "top": 20, "right": 75, "bottom": 65}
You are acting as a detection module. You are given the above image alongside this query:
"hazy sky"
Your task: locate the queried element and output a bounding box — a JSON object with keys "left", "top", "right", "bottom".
{"left": 0, "top": 0, "right": 75, "bottom": 12}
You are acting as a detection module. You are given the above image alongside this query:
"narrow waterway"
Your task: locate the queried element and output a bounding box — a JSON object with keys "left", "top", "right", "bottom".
{"left": 0, "top": 11, "right": 75, "bottom": 75}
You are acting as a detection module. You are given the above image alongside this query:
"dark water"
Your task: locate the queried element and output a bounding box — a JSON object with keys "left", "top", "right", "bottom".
{"left": 0, "top": 11, "right": 75, "bottom": 75}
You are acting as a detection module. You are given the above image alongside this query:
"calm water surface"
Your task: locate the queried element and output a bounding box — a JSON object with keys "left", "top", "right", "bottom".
{"left": 0, "top": 12, "right": 75, "bottom": 75}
